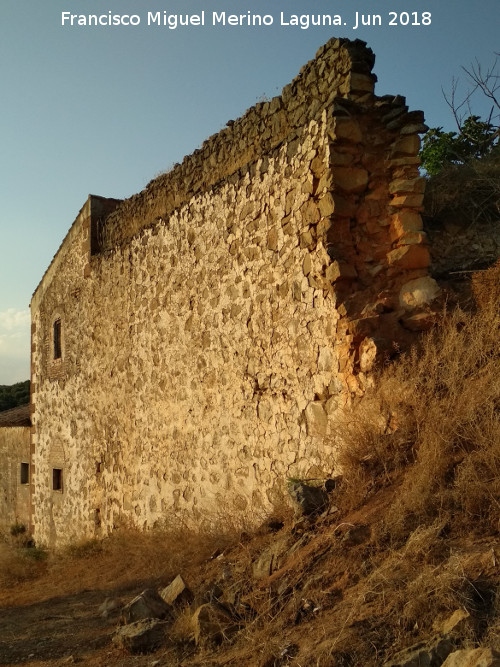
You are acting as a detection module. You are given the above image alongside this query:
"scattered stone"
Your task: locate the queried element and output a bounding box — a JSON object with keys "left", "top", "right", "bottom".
{"left": 159, "top": 575, "right": 194, "bottom": 608}
{"left": 262, "top": 643, "right": 299, "bottom": 667}
{"left": 401, "top": 312, "right": 436, "bottom": 332}
{"left": 440, "top": 609, "right": 473, "bottom": 637}
{"left": 252, "top": 534, "right": 290, "bottom": 579}
{"left": 341, "top": 524, "right": 371, "bottom": 546}
{"left": 98, "top": 597, "right": 121, "bottom": 619}
{"left": 120, "top": 588, "right": 173, "bottom": 625}
{"left": 441, "top": 648, "right": 500, "bottom": 667}
{"left": 295, "top": 598, "right": 321, "bottom": 624}
{"left": 191, "top": 603, "right": 239, "bottom": 645}
{"left": 288, "top": 481, "right": 328, "bottom": 516}
{"left": 384, "top": 636, "right": 455, "bottom": 666}
{"left": 112, "top": 618, "right": 166, "bottom": 654}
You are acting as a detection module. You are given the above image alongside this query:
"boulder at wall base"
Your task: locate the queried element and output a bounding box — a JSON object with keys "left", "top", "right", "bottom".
{"left": 399, "top": 276, "right": 440, "bottom": 309}
{"left": 287, "top": 481, "right": 329, "bottom": 516}
{"left": 112, "top": 618, "right": 166, "bottom": 654}
{"left": 441, "top": 648, "right": 500, "bottom": 667}
{"left": 120, "top": 588, "right": 173, "bottom": 625}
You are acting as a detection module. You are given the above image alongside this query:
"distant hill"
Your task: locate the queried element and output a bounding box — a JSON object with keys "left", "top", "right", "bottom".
{"left": 0, "top": 380, "right": 30, "bottom": 412}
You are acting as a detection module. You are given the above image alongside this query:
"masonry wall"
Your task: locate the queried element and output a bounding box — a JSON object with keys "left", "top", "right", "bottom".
{"left": 30, "top": 38, "right": 434, "bottom": 547}
{"left": 0, "top": 427, "right": 31, "bottom": 533}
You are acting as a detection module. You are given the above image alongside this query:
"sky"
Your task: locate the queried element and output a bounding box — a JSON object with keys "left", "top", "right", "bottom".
{"left": 0, "top": 0, "right": 499, "bottom": 384}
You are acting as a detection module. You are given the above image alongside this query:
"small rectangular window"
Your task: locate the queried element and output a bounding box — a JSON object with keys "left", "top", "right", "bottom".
{"left": 53, "top": 319, "right": 62, "bottom": 359}
{"left": 20, "top": 462, "right": 29, "bottom": 485}
{"left": 52, "top": 468, "right": 63, "bottom": 492}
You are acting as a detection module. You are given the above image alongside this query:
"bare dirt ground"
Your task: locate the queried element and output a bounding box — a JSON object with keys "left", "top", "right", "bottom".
{"left": 0, "top": 573, "right": 181, "bottom": 667}
{"left": 1, "top": 487, "right": 498, "bottom": 667}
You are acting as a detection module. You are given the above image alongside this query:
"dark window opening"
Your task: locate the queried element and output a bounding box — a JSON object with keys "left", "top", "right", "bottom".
{"left": 20, "top": 462, "right": 29, "bottom": 485}
{"left": 53, "top": 319, "right": 62, "bottom": 359}
{"left": 52, "top": 468, "right": 63, "bottom": 492}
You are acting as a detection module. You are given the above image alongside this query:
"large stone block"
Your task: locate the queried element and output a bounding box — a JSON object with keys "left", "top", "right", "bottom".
{"left": 391, "top": 135, "right": 421, "bottom": 155}
{"left": 332, "top": 167, "right": 369, "bottom": 193}
{"left": 159, "top": 574, "right": 194, "bottom": 607}
{"left": 390, "top": 210, "right": 423, "bottom": 242}
{"left": 389, "top": 177, "right": 426, "bottom": 195}
{"left": 112, "top": 619, "right": 166, "bottom": 654}
{"left": 391, "top": 194, "right": 425, "bottom": 208}
{"left": 387, "top": 245, "right": 430, "bottom": 270}
{"left": 288, "top": 481, "right": 328, "bottom": 515}
{"left": 349, "top": 72, "right": 375, "bottom": 93}
{"left": 331, "top": 118, "right": 363, "bottom": 143}
{"left": 326, "top": 260, "right": 358, "bottom": 282}
{"left": 120, "top": 589, "right": 173, "bottom": 625}
{"left": 399, "top": 276, "right": 440, "bottom": 309}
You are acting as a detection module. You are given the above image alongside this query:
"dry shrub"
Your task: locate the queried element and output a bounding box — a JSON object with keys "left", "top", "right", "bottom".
{"left": 335, "top": 296, "right": 499, "bottom": 537}
{"left": 334, "top": 394, "right": 415, "bottom": 509}
{"left": 0, "top": 518, "right": 248, "bottom": 607}
{"left": 424, "top": 152, "right": 500, "bottom": 227}
{"left": 63, "top": 518, "right": 247, "bottom": 590}
{"left": 0, "top": 541, "right": 48, "bottom": 587}
{"left": 472, "top": 259, "right": 500, "bottom": 312}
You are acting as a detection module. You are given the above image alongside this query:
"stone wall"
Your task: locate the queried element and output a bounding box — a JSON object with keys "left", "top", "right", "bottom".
{"left": 30, "top": 37, "right": 434, "bottom": 547}
{"left": 0, "top": 408, "right": 31, "bottom": 533}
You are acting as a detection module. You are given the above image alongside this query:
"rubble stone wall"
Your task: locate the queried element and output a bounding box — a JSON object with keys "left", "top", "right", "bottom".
{"left": 30, "top": 38, "right": 432, "bottom": 546}
{"left": 0, "top": 427, "right": 31, "bottom": 533}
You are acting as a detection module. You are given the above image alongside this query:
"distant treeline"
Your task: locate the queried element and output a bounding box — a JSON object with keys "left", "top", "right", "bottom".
{"left": 0, "top": 380, "right": 30, "bottom": 412}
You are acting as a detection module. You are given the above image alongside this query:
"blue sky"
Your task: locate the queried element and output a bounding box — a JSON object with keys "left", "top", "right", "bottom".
{"left": 1, "top": 0, "right": 499, "bottom": 384}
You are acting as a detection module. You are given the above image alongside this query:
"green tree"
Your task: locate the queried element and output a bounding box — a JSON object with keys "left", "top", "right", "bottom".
{"left": 421, "top": 116, "right": 499, "bottom": 176}
{"left": 421, "top": 54, "right": 499, "bottom": 176}
{"left": 0, "top": 380, "right": 30, "bottom": 411}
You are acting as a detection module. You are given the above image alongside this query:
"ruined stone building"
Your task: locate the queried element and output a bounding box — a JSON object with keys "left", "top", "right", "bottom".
{"left": 28, "top": 38, "right": 439, "bottom": 547}
{"left": 0, "top": 404, "right": 31, "bottom": 533}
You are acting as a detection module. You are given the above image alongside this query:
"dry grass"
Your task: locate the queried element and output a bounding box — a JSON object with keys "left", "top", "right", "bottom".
{"left": 335, "top": 289, "right": 499, "bottom": 540}
{"left": 0, "top": 541, "right": 48, "bottom": 588}
{"left": 0, "top": 518, "right": 250, "bottom": 608}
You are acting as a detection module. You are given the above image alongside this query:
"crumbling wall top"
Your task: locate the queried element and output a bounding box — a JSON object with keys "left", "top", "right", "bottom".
{"left": 101, "top": 38, "right": 377, "bottom": 249}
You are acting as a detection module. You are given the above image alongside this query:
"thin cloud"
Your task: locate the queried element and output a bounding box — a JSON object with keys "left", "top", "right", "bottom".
{"left": 0, "top": 308, "right": 30, "bottom": 331}
{"left": 0, "top": 309, "right": 30, "bottom": 384}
